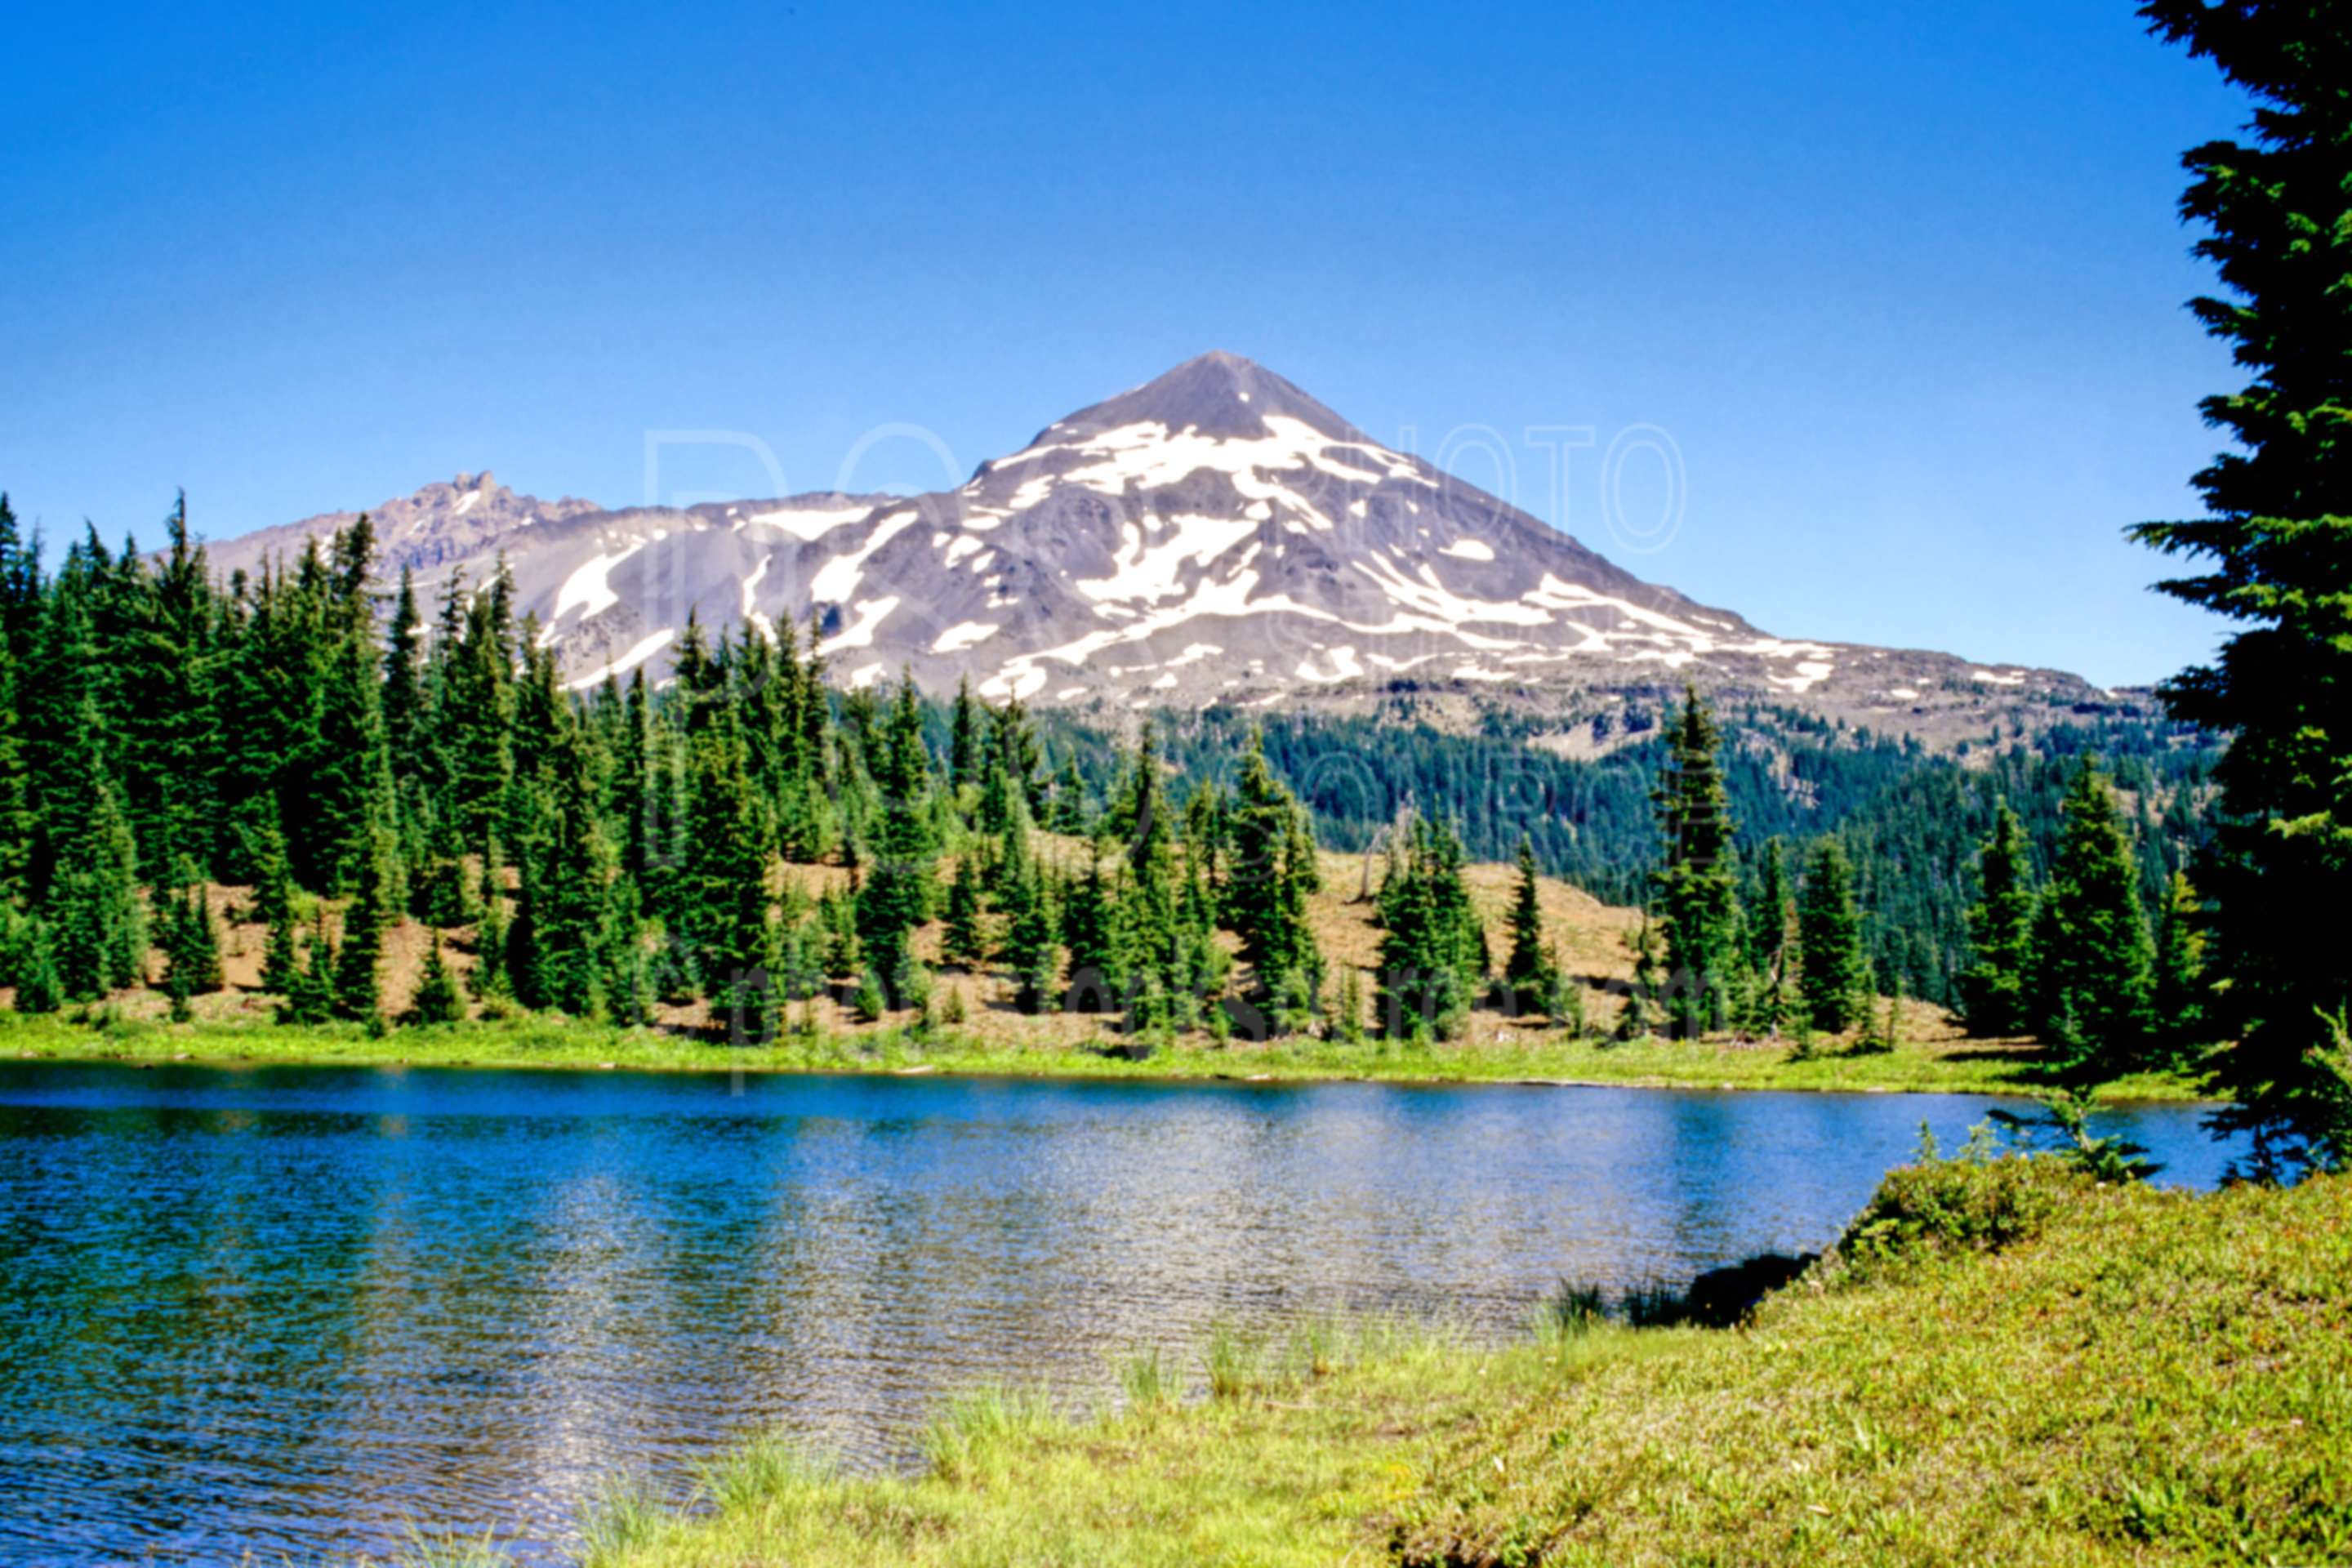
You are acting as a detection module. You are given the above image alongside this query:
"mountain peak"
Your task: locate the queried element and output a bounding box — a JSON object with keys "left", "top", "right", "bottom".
{"left": 1045, "top": 350, "right": 1367, "bottom": 445}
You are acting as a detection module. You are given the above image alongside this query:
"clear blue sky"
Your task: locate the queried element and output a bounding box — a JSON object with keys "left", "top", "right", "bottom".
{"left": 2, "top": 0, "right": 2248, "bottom": 687}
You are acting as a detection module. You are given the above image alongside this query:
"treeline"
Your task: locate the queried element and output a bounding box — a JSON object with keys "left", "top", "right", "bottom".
{"left": 1147, "top": 702, "right": 2216, "bottom": 1008}
{"left": 0, "top": 497, "right": 1383, "bottom": 1040}
{"left": 0, "top": 489, "right": 2216, "bottom": 1067}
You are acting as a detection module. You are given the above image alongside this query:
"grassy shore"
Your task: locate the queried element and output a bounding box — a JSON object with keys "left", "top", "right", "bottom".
{"left": 488, "top": 1155, "right": 2345, "bottom": 1568}
{"left": 0, "top": 1009, "right": 2200, "bottom": 1101}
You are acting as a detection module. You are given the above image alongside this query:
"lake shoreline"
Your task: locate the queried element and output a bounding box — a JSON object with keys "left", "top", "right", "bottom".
{"left": 0, "top": 1013, "right": 2206, "bottom": 1102}
{"left": 577, "top": 1160, "right": 2348, "bottom": 1568}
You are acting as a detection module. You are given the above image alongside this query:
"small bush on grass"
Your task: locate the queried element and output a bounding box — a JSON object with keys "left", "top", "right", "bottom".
{"left": 1839, "top": 1131, "right": 2085, "bottom": 1269}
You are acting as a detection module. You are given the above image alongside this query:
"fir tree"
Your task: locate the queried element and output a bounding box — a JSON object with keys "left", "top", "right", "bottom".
{"left": 382, "top": 565, "right": 425, "bottom": 764}
{"left": 855, "top": 676, "right": 936, "bottom": 1000}
{"left": 1373, "top": 815, "right": 1482, "bottom": 1042}
{"left": 949, "top": 675, "right": 981, "bottom": 795}
{"left": 332, "top": 842, "right": 389, "bottom": 1024}
{"left": 2152, "top": 872, "right": 2211, "bottom": 1062}
{"left": 1959, "top": 802, "right": 2037, "bottom": 1036}
{"left": 1003, "top": 860, "right": 1060, "bottom": 1015}
{"left": 162, "top": 882, "right": 223, "bottom": 999}
{"left": 12, "top": 918, "right": 61, "bottom": 1014}
{"left": 2133, "top": 2, "right": 2352, "bottom": 1174}
{"left": 278, "top": 911, "right": 336, "bottom": 1026}
{"left": 1650, "top": 686, "right": 1742, "bottom": 1037}
{"left": 1617, "top": 915, "right": 1663, "bottom": 1042}
{"left": 1796, "top": 839, "right": 1868, "bottom": 1036}
{"left": 1226, "top": 731, "right": 1324, "bottom": 1029}
{"left": 405, "top": 933, "right": 465, "bottom": 1027}
{"left": 1743, "top": 838, "right": 1793, "bottom": 1037}
{"left": 2029, "top": 761, "right": 2155, "bottom": 1074}
{"left": 941, "top": 853, "right": 987, "bottom": 969}
{"left": 1502, "top": 835, "right": 1557, "bottom": 1015}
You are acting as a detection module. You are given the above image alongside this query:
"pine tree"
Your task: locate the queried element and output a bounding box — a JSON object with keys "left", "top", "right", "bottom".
{"left": 941, "top": 853, "right": 987, "bottom": 969}
{"left": 1051, "top": 752, "right": 1089, "bottom": 833}
{"left": 162, "top": 882, "right": 223, "bottom": 999}
{"left": 405, "top": 933, "right": 466, "bottom": 1027}
{"left": 470, "top": 844, "right": 513, "bottom": 1001}
{"left": 855, "top": 676, "right": 936, "bottom": 1000}
{"left": 1225, "top": 731, "right": 1324, "bottom": 1030}
{"left": 332, "top": 842, "right": 390, "bottom": 1024}
{"left": 1003, "top": 861, "right": 1061, "bottom": 1015}
{"left": 1796, "top": 839, "right": 1868, "bottom": 1036}
{"left": 12, "top": 918, "right": 61, "bottom": 1014}
{"left": 1373, "top": 815, "right": 1482, "bottom": 1042}
{"left": 949, "top": 676, "right": 981, "bottom": 795}
{"left": 1743, "top": 838, "right": 1793, "bottom": 1037}
{"left": 51, "top": 772, "right": 144, "bottom": 1001}
{"left": 1958, "top": 802, "right": 2037, "bottom": 1036}
{"left": 512, "top": 730, "right": 609, "bottom": 1016}
{"left": 1502, "top": 835, "right": 1557, "bottom": 1015}
{"left": 1650, "top": 686, "right": 1742, "bottom": 1037}
{"left": 2029, "top": 761, "right": 2154, "bottom": 1074}
{"left": 1617, "top": 915, "right": 1662, "bottom": 1041}
{"left": 278, "top": 911, "right": 336, "bottom": 1025}
{"left": 382, "top": 565, "right": 425, "bottom": 764}
{"left": 2152, "top": 872, "right": 2210, "bottom": 1062}
{"left": 2132, "top": 2, "right": 2352, "bottom": 1174}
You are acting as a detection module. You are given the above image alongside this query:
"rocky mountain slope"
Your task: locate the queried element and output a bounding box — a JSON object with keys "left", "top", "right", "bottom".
{"left": 207, "top": 353, "right": 2107, "bottom": 733}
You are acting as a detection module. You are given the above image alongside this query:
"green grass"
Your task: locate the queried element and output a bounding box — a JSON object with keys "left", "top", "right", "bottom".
{"left": 0, "top": 1009, "right": 2200, "bottom": 1102}
{"left": 563, "top": 1156, "right": 2348, "bottom": 1567}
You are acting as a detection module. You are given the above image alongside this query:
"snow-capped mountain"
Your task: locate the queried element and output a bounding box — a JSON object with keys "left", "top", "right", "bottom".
{"left": 207, "top": 353, "right": 2093, "bottom": 720}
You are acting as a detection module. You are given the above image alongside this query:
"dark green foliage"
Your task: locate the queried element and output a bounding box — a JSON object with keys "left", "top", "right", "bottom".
{"left": 2133, "top": 1, "right": 2352, "bottom": 1175}
{"left": 160, "top": 882, "right": 223, "bottom": 1000}
{"left": 1225, "top": 731, "right": 1323, "bottom": 1031}
{"left": 1502, "top": 836, "right": 1557, "bottom": 1016}
{"left": 1650, "top": 688, "right": 1743, "bottom": 1036}
{"left": 1618, "top": 916, "right": 1662, "bottom": 1042}
{"left": 1958, "top": 803, "right": 2036, "bottom": 1036}
{"left": 1743, "top": 839, "right": 1793, "bottom": 1036}
{"left": 2151, "top": 872, "right": 2211, "bottom": 1062}
{"left": 1838, "top": 1135, "right": 2078, "bottom": 1268}
{"left": 51, "top": 775, "right": 145, "bottom": 1002}
{"left": 332, "top": 844, "right": 389, "bottom": 1024}
{"left": 1796, "top": 839, "right": 1868, "bottom": 1036}
{"left": 404, "top": 933, "right": 465, "bottom": 1027}
{"left": 1059, "top": 852, "right": 1117, "bottom": 1011}
{"left": 1151, "top": 705, "right": 2214, "bottom": 1009}
{"left": 1991, "top": 1085, "right": 2160, "bottom": 1185}
{"left": 1002, "top": 859, "right": 1060, "bottom": 1015}
{"left": 2029, "top": 762, "right": 2154, "bottom": 1074}
{"left": 278, "top": 912, "right": 336, "bottom": 1026}
{"left": 941, "top": 853, "right": 987, "bottom": 969}
{"left": 1373, "top": 815, "right": 1483, "bottom": 1042}
{"left": 855, "top": 677, "right": 936, "bottom": 1002}
{"left": 11, "top": 917, "right": 60, "bottom": 1014}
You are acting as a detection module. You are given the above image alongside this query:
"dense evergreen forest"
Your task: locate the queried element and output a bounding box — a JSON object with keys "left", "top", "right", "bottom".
{"left": 1146, "top": 704, "right": 2217, "bottom": 1009}
{"left": 0, "top": 488, "right": 2216, "bottom": 1073}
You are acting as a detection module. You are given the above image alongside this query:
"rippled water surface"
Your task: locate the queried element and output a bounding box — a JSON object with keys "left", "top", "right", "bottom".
{"left": 0, "top": 1061, "right": 2228, "bottom": 1563}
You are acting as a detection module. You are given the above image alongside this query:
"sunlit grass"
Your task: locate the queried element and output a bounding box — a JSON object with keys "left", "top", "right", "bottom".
{"left": 0, "top": 1008, "right": 2203, "bottom": 1102}
{"left": 521, "top": 1161, "right": 2349, "bottom": 1568}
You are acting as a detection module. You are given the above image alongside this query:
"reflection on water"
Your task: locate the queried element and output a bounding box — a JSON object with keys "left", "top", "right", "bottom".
{"left": 0, "top": 1062, "right": 2229, "bottom": 1564}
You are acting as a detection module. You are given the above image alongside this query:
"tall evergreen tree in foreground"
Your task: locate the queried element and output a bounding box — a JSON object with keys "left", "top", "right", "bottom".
{"left": 1650, "top": 687, "right": 1742, "bottom": 1036}
{"left": 2134, "top": 0, "right": 2352, "bottom": 1174}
